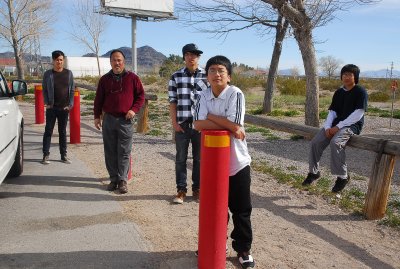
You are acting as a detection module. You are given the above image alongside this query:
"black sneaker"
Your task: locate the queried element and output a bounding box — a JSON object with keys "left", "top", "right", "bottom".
{"left": 61, "top": 155, "right": 71, "bottom": 164}
{"left": 238, "top": 252, "right": 255, "bottom": 268}
{"left": 332, "top": 175, "right": 350, "bottom": 193}
{"left": 107, "top": 181, "right": 119, "bottom": 191}
{"left": 302, "top": 171, "right": 320, "bottom": 185}
{"left": 41, "top": 155, "right": 50, "bottom": 165}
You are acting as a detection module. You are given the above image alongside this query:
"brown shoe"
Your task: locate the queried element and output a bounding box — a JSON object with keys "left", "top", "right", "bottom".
{"left": 107, "top": 181, "right": 118, "bottom": 191}
{"left": 118, "top": 180, "right": 128, "bottom": 194}
{"left": 173, "top": 190, "right": 186, "bottom": 204}
{"left": 192, "top": 189, "right": 200, "bottom": 201}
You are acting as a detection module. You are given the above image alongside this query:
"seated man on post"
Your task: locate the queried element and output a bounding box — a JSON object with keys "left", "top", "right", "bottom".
{"left": 302, "top": 64, "right": 368, "bottom": 193}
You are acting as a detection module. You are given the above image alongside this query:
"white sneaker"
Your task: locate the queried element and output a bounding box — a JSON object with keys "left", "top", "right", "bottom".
{"left": 238, "top": 252, "right": 255, "bottom": 268}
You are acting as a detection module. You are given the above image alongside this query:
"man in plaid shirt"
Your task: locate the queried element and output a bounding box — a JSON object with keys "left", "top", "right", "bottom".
{"left": 168, "top": 43, "right": 208, "bottom": 204}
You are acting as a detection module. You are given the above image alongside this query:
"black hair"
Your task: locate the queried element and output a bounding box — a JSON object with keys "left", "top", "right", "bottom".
{"left": 52, "top": 50, "right": 65, "bottom": 60}
{"left": 205, "top": 55, "right": 232, "bottom": 76}
{"left": 110, "top": 49, "right": 125, "bottom": 60}
{"left": 341, "top": 64, "right": 360, "bottom": 84}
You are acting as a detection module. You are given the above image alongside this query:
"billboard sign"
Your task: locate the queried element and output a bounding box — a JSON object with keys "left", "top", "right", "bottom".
{"left": 100, "top": 0, "right": 174, "bottom": 19}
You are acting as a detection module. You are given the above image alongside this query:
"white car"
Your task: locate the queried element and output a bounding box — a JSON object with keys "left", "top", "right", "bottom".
{"left": 0, "top": 70, "right": 27, "bottom": 184}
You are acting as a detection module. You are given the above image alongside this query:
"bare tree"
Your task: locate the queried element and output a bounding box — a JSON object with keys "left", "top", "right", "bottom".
{"left": 260, "top": 0, "right": 379, "bottom": 126}
{"left": 290, "top": 66, "right": 300, "bottom": 78}
{"left": 319, "top": 55, "right": 342, "bottom": 79}
{"left": 177, "top": 0, "right": 289, "bottom": 114}
{"left": 179, "top": 0, "right": 379, "bottom": 126}
{"left": 264, "top": 15, "right": 289, "bottom": 113}
{"left": 0, "top": 0, "right": 53, "bottom": 79}
{"left": 69, "top": 0, "right": 107, "bottom": 76}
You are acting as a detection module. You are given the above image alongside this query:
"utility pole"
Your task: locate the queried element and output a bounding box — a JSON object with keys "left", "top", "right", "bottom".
{"left": 389, "top": 62, "right": 395, "bottom": 128}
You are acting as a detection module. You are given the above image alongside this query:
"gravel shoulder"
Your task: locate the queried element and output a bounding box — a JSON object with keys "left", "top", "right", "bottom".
{"left": 69, "top": 105, "right": 400, "bottom": 269}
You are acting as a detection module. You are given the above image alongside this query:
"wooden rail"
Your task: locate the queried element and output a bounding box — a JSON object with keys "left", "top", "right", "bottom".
{"left": 245, "top": 114, "right": 399, "bottom": 220}
{"left": 25, "top": 80, "right": 157, "bottom": 134}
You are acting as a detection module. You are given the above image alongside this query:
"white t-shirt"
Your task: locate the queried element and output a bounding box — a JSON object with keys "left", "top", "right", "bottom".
{"left": 194, "top": 85, "right": 251, "bottom": 176}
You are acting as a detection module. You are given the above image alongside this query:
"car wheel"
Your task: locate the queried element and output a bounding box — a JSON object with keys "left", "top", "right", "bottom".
{"left": 7, "top": 125, "right": 24, "bottom": 178}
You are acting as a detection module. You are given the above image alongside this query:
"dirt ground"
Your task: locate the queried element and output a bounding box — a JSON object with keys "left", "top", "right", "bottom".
{"left": 62, "top": 100, "right": 400, "bottom": 269}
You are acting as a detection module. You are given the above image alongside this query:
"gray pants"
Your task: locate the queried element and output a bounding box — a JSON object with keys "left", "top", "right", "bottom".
{"left": 309, "top": 127, "right": 354, "bottom": 177}
{"left": 102, "top": 113, "right": 134, "bottom": 183}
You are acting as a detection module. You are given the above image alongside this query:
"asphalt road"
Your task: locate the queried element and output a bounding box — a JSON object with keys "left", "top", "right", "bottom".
{"left": 0, "top": 103, "right": 152, "bottom": 269}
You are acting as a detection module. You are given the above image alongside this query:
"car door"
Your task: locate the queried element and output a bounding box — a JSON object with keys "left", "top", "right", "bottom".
{"left": 0, "top": 72, "right": 18, "bottom": 182}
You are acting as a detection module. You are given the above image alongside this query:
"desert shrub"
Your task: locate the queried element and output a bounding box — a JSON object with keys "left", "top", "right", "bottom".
{"left": 78, "top": 75, "right": 100, "bottom": 85}
{"left": 83, "top": 91, "right": 96, "bottom": 101}
{"left": 369, "top": 91, "right": 390, "bottom": 102}
{"left": 231, "top": 74, "right": 264, "bottom": 92}
{"left": 248, "top": 107, "right": 263, "bottom": 115}
{"left": 319, "top": 78, "right": 341, "bottom": 92}
{"left": 319, "top": 110, "right": 328, "bottom": 119}
{"left": 269, "top": 109, "right": 300, "bottom": 117}
{"left": 278, "top": 77, "right": 306, "bottom": 95}
{"left": 141, "top": 75, "right": 158, "bottom": 85}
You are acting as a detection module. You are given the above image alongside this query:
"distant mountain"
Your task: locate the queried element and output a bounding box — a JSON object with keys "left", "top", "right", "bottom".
{"left": 361, "top": 69, "right": 400, "bottom": 79}
{"left": 0, "top": 51, "right": 14, "bottom": 58}
{"left": 102, "top": 45, "right": 167, "bottom": 68}
{"left": 277, "top": 68, "right": 400, "bottom": 79}
{"left": 82, "top": 53, "right": 97, "bottom": 57}
{"left": 0, "top": 45, "right": 167, "bottom": 70}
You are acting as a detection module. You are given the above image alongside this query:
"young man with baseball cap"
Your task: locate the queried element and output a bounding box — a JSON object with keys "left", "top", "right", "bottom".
{"left": 168, "top": 43, "right": 208, "bottom": 204}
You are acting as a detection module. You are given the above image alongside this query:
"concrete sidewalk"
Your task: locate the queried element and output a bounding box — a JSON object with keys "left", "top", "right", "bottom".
{"left": 0, "top": 102, "right": 152, "bottom": 268}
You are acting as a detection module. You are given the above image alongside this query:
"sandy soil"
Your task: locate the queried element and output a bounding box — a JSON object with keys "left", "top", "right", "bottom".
{"left": 61, "top": 100, "right": 400, "bottom": 269}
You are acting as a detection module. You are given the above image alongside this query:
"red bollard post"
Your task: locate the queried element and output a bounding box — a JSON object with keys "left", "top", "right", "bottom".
{"left": 127, "top": 155, "right": 133, "bottom": 181}
{"left": 69, "top": 87, "right": 81, "bottom": 144}
{"left": 198, "top": 130, "right": 230, "bottom": 269}
{"left": 34, "top": 85, "right": 44, "bottom": 124}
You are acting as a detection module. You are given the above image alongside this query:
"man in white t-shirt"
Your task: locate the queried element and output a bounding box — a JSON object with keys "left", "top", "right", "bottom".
{"left": 193, "top": 55, "right": 255, "bottom": 269}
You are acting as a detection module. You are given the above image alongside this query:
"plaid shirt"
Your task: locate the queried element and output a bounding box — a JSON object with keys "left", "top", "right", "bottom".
{"left": 168, "top": 67, "right": 208, "bottom": 124}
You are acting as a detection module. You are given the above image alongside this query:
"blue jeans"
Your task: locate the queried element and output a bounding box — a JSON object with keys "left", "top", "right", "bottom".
{"left": 175, "top": 121, "right": 201, "bottom": 192}
{"left": 42, "top": 107, "right": 69, "bottom": 156}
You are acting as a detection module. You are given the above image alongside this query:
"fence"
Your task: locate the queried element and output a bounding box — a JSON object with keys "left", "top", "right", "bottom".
{"left": 245, "top": 114, "right": 400, "bottom": 220}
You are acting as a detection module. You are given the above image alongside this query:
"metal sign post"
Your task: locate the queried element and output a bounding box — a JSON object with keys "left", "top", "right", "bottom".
{"left": 131, "top": 16, "right": 137, "bottom": 73}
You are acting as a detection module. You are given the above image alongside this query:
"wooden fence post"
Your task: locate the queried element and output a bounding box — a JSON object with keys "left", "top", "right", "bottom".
{"left": 136, "top": 99, "right": 149, "bottom": 134}
{"left": 364, "top": 140, "right": 396, "bottom": 220}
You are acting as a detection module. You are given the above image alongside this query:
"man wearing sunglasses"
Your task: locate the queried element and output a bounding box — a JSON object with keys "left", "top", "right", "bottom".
{"left": 94, "top": 49, "right": 145, "bottom": 194}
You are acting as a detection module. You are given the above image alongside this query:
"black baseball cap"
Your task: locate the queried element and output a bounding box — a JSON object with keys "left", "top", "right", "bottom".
{"left": 182, "top": 43, "right": 203, "bottom": 57}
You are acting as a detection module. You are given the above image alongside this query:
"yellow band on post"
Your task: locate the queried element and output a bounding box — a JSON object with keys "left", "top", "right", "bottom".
{"left": 204, "top": 135, "right": 230, "bottom": 148}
